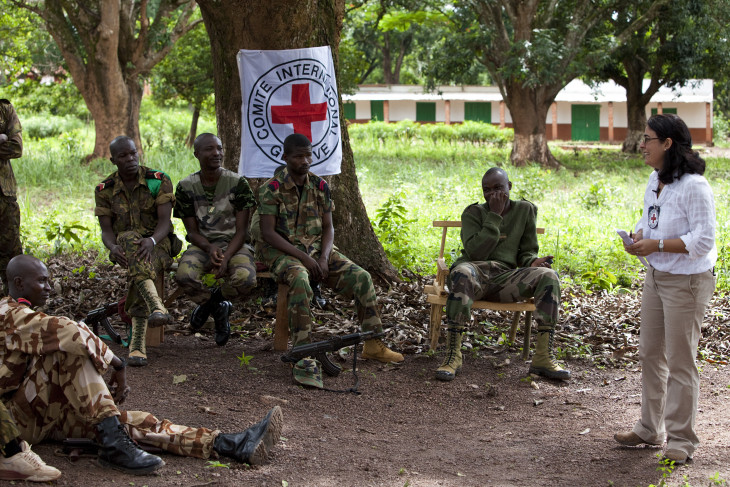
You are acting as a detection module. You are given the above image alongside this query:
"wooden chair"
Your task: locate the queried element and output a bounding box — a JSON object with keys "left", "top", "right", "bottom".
{"left": 423, "top": 220, "right": 545, "bottom": 359}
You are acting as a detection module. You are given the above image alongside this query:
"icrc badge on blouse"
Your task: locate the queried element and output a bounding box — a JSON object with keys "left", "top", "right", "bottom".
{"left": 648, "top": 205, "right": 660, "bottom": 229}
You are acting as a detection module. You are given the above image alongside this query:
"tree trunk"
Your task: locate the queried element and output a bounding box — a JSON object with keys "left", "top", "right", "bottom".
{"left": 623, "top": 89, "right": 647, "bottom": 153}
{"left": 197, "top": 0, "right": 399, "bottom": 281}
{"left": 185, "top": 105, "right": 201, "bottom": 148}
{"left": 505, "top": 83, "right": 559, "bottom": 168}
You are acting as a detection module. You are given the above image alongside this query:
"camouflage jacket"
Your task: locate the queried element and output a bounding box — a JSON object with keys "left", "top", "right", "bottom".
{"left": 0, "top": 297, "right": 114, "bottom": 397}
{"left": 0, "top": 100, "right": 23, "bottom": 197}
{"left": 173, "top": 169, "right": 255, "bottom": 244}
{"left": 453, "top": 199, "right": 539, "bottom": 270}
{"left": 257, "top": 167, "right": 333, "bottom": 265}
{"left": 94, "top": 166, "right": 175, "bottom": 238}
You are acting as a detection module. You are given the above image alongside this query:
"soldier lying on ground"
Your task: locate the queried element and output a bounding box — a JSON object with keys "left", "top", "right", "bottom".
{"left": 435, "top": 167, "right": 571, "bottom": 382}
{"left": 0, "top": 255, "right": 284, "bottom": 475}
{"left": 258, "top": 133, "right": 403, "bottom": 388}
{"left": 173, "top": 133, "right": 257, "bottom": 346}
{"left": 95, "top": 136, "right": 180, "bottom": 367}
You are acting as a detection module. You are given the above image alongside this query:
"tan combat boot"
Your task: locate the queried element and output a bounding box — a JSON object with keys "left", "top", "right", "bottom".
{"left": 529, "top": 330, "right": 571, "bottom": 380}
{"left": 435, "top": 326, "right": 463, "bottom": 381}
{"left": 361, "top": 339, "right": 404, "bottom": 363}
{"left": 136, "top": 279, "right": 171, "bottom": 327}
{"left": 128, "top": 316, "right": 148, "bottom": 367}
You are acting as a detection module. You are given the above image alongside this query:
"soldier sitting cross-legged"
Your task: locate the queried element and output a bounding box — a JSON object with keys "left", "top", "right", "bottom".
{"left": 259, "top": 133, "right": 404, "bottom": 388}
{"left": 0, "top": 255, "right": 284, "bottom": 475}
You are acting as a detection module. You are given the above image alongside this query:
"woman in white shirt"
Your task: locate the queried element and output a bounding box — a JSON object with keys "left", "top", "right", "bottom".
{"left": 614, "top": 114, "right": 716, "bottom": 465}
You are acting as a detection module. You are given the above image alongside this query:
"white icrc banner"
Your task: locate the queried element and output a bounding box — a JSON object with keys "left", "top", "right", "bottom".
{"left": 237, "top": 46, "right": 342, "bottom": 178}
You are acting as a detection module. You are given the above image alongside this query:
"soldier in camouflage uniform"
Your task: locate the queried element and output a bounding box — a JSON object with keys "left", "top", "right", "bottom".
{"left": 259, "top": 133, "right": 403, "bottom": 388}
{"left": 0, "top": 99, "right": 23, "bottom": 294}
{"left": 174, "top": 134, "right": 256, "bottom": 346}
{"left": 435, "top": 167, "right": 570, "bottom": 382}
{"left": 0, "top": 255, "right": 283, "bottom": 475}
{"left": 95, "top": 136, "right": 175, "bottom": 367}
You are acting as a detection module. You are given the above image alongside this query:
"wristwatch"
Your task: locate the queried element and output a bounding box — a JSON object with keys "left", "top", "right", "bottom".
{"left": 658, "top": 239, "right": 664, "bottom": 252}
{"left": 112, "top": 357, "right": 127, "bottom": 371}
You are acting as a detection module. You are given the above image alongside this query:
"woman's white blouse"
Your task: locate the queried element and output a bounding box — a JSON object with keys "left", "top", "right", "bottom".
{"left": 635, "top": 170, "right": 717, "bottom": 274}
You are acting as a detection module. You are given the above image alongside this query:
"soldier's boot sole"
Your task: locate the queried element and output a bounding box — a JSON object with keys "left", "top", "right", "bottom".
{"left": 435, "top": 366, "right": 460, "bottom": 381}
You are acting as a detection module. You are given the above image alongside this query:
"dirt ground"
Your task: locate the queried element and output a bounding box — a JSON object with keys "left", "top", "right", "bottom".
{"left": 8, "top": 255, "right": 729, "bottom": 487}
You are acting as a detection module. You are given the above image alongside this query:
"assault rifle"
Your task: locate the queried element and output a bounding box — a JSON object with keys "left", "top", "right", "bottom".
{"left": 281, "top": 330, "right": 384, "bottom": 377}
{"left": 85, "top": 301, "right": 128, "bottom": 345}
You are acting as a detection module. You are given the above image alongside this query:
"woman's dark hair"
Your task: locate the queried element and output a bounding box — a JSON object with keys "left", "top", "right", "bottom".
{"left": 647, "top": 113, "right": 705, "bottom": 184}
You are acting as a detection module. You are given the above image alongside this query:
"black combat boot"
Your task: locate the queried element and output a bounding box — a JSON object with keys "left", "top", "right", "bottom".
{"left": 213, "top": 406, "right": 283, "bottom": 465}
{"left": 212, "top": 300, "right": 233, "bottom": 346}
{"left": 95, "top": 416, "right": 163, "bottom": 475}
{"left": 190, "top": 288, "right": 224, "bottom": 330}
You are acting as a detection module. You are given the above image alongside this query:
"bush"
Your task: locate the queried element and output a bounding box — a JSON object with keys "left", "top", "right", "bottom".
{"left": 22, "top": 114, "right": 85, "bottom": 139}
{"left": 347, "top": 120, "right": 514, "bottom": 146}
{"left": 5, "top": 78, "right": 89, "bottom": 119}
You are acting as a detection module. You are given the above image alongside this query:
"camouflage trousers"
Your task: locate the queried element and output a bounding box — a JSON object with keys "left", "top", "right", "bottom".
{"left": 175, "top": 243, "right": 256, "bottom": 304}
{"left": 0, "top": 194, "right": 22, "bottom": 293}
{"left": 271, "top": 250, "right": 381, "bottom": 346}
{"left": 2, "top": 350, "right": 218, "bottom": 459}
{"left": 445, "top": 261, "right": 560, "bottom": 331}
{"left": 0, "top": 401, "right": 20, "bottom": 453}
{"left": 116, "top": 231, "right": 172, "bottom": 318}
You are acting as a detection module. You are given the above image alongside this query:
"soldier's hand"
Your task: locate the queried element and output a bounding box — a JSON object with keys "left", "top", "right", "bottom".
{"left": 0, "top": 134, "right": 7, "bottom": 144}
{"left": 134, "top": 237, "right": 155, "bottom": 263}
{"left": 488, "top": 190, "right": 508, "bottom": 215}
{"left": 531, "top": 256, "right": 554, "bottom": 268}
{"left": 214, "top": 257, "right": 230, "bottom": 279}
{"left": 208, "top": 245, "right": 224, "bottom": 267}
{"left": 110, "top": 244, "right": 128, "bottom": 267}
{"left": 301, "top": 254, "right": 323, "bottom": 281}
{"left": 109, "top": 369, "right": 131, "bottom": 405}
{"left": 317, "top": 255, "right": 330, "bottom": 281}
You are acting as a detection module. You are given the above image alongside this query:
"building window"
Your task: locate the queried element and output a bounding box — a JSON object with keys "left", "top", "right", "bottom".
{"left": 343, "top": 102, "right": 356, "bottom": 120}
{"left": 370, "top": 100, "right": 384, "bottom": 121}
{"left": 464, "top": 102, "right": 492, "bottom": 123}
{"left": 416, "top": 102, "right": 436, "bottom": 122}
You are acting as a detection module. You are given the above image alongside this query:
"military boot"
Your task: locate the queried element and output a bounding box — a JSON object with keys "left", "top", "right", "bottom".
{"left": 95, "top": 416, "right": 163, "bottom": 475}
{"left": 529, "top": 330, "right": 571, "bottom": 380}
{"left": 213, "top": 406, "right": 284, "bottom": 465}
{"left": 361, "top": 339, "right": 404, "bottom": 363}
{"left": 136, "top": 279, "right": 171, "bottom": 327}
{"left": 190, "top": 288, "right": 224, "bottom": 330}
{"left": 212, "top": 300, "right": 233, "bottom": 346}
{"left": 435, "top": 325, "right": 463, "bottom": 381}
{"left": 128, "top": 316, "right": 148, "bottom": 367}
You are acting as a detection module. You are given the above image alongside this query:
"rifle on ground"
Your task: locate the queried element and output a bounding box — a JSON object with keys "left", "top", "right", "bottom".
{"left": 85, "top": 301, "right": 129, "bottom": 346}
{"left": 281, "top": 330, "right": 384, "bottom": 377}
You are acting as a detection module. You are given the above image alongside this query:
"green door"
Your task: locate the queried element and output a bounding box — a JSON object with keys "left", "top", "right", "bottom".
{"left": 370, "top": 100, "right": 384, "bottom": 121}
{"left": 571, "top": 105, "right": 600, "bottom": 141}
{"left": 464, "top": 102, "right": 492, "bottom": 123}
{"left": 416, "top": 102, "right": 436, "bottom": 122}
{"left": 651, "top": 107, "right": 677, "bottom": 116}
{"left": 343, "top": 102, "right": 356, "bottom": 120}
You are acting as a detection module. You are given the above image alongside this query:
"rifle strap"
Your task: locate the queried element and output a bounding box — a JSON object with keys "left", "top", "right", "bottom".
{"left": 321, "top": 347, "right": 362, "bottom": 395}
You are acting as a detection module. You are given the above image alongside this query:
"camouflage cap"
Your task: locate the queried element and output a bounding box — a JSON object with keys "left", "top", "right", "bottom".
{"left": 292, "top": 358, "right": 323, "bottom": 389}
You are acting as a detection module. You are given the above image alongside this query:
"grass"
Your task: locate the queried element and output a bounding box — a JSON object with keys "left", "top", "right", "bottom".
{"left": 13, "top": 109, "right": 730, "bottom": 292}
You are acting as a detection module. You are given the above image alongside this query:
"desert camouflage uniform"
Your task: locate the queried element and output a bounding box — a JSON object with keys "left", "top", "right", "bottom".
{"left": 258, "top": 167, "right": 381, "bottom": 346}
{"left": 446, "top": 200, "right": 560, "bottom": 333}
{"left": 0, "top": 297, "right": 218, "bottom": 458}
{"left": 174, "top": 169, "right": 256, "bottom": 303}
{"left": 0, "top": 100, "right": 23, "bottom": 292}
{"left": 0, "top": 402, "right": 20, "bottom": 454}
{"left": 94, "top": 167, "right": 175, "bottom": 317}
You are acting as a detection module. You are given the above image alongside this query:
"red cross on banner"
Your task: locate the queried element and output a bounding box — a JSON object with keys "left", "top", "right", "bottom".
{"left": 271, "top": 84, "right": 327, "bottom": 141}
